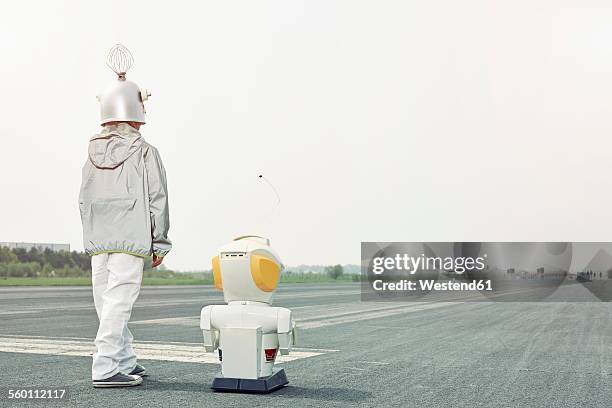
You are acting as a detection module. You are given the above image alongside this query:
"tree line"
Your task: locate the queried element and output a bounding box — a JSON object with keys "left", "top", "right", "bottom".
{"left": 0, "top": 247, "right": 159, "bottom": 278}
{"left": 0, "top": 246, "right": 356, "bottom": 281}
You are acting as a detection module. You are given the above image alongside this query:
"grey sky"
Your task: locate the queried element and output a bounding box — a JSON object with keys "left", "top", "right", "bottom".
{"left": 1, "top": 1, "right": 612, "bottom": 271}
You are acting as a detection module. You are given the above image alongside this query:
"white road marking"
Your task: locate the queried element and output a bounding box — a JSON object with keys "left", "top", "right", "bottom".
{"left": 0, "top": 336, "right": 335, "bottom": 363}
{"left": 0, "top": 289, "right": 359, "bottom": 316}
{"left": 132, "top": 317, "right": 201, "bottom": 327}
{"left": 131, "top": 301, "right": 460, "bottom": 329}
{"left": 131, "top": 302, "right": 410, "bottom": 327}
{"left": 298, "top": 301, "right": 458, "bottom": 329}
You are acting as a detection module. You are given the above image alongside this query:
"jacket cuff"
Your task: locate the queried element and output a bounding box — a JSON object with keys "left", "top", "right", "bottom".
{"left": 153, "top": 249, "right": 170, "bottom": 257}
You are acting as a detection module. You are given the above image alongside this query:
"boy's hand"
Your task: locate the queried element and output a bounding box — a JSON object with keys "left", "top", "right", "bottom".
{"left": 152, "top": 254, "right": 164, "bottom": 268}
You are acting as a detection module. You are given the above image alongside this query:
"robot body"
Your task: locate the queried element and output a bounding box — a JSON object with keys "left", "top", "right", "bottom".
{"left": 200, "top": 236, "right": 296, "bottom": 393}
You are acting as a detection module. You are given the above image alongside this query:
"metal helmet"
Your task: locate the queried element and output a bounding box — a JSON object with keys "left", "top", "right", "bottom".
{"left": 97, "top": 44, "right": 151, "bottom": 125}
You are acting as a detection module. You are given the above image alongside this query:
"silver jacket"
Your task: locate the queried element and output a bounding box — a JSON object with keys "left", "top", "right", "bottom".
{"left": 79, "top": 123, "right": 172, "bottom": 258}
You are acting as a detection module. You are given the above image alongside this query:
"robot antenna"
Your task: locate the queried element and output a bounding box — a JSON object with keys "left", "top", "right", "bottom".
{"left": 258, "top": 174, "right": 281, "bottom": 207}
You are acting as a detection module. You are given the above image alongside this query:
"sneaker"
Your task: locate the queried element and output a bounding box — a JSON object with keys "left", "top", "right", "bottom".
{"left": 92, "top": 373, "right": 142, "bottom": 388}
{"left": 129, "top": 364, "right": 147, "bottom": 377}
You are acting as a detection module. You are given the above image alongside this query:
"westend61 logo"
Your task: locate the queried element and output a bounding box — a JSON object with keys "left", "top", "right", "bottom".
{"left": 371, "top": 253, "right": 487, "bottom": 275}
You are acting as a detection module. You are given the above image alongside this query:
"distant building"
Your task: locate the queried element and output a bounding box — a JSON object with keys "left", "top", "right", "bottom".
{"left": 0, "top": 242, "right": 70, "bottom": 252}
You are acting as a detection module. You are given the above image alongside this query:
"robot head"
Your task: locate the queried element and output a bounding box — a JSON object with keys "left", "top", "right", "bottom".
{"left": 212, "top": 236, "right": 284, "bottom": 304}
{"left": 97, "top": 44, "right": 150, "bottom": 125}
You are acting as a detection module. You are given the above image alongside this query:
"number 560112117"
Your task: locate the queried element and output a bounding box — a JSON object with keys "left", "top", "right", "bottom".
{"left": 6, "top": 389, "right": 67, "bottom": 399}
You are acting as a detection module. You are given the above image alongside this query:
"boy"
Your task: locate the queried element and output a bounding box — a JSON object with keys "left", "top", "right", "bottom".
{"left": 79, "top": 45, "right": 171, "bottom": 388}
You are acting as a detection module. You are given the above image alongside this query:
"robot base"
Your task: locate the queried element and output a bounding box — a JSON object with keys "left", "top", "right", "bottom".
{"left": 211, "top": 368, "right": 288, "bottom": 394}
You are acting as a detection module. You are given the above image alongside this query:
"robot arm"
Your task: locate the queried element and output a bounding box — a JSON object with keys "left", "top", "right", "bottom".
{"left": 277, "top": 308, "right": 297, "bottom": 355}
{"left": 200, "top": 305, "right": 219, "bottom": 352}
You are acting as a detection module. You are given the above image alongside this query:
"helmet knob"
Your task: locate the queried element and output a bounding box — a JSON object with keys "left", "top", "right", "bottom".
{"left": 141, "top": 88, "right": 151, "bottom": 101}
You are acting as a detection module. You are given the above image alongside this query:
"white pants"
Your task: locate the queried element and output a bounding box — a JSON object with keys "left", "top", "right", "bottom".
{"left": 91, "top": 253, "right": 144, "bottom": 380}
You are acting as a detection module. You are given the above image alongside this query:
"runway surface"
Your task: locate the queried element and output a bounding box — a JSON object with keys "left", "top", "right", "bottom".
{"left": 2, "top": 283, "right": 612, "bottom": 407}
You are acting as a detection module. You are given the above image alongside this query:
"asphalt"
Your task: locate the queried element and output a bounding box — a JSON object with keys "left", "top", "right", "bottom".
{"left": 1, "top": 283, "right": 612, "bottom": 407}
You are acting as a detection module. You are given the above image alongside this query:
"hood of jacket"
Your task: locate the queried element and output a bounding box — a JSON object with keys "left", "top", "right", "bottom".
{"left": 88, "top": 123, "right": 144, "bottom": 169}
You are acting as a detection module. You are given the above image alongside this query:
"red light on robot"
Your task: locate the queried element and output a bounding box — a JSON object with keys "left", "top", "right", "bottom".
{"left": 265, "top": 348, "right": 277, "bottom": 362}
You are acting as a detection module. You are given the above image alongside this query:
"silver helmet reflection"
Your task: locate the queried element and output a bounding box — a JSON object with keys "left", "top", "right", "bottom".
{"left": 97, "top": 44, "right": 150, "bottom": 125}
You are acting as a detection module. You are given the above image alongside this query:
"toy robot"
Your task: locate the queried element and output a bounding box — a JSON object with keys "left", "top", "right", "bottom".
{"left": 200, "top": 236, "right": 297, "bottom": 393}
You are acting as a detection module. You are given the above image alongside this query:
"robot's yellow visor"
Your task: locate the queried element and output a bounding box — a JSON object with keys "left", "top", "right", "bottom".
{"left": 212, "top": 255, "right": 223, "bottom": 291}
{"left": 212, "top": 253, "right": 281, "bottom": 293}
{"left": 250, "top": 254, "right": 281, "bottom": 292}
